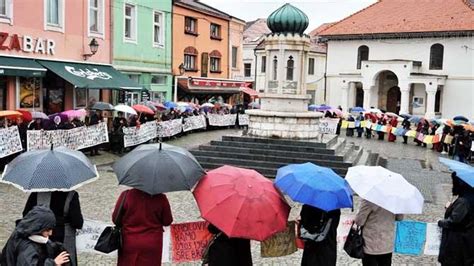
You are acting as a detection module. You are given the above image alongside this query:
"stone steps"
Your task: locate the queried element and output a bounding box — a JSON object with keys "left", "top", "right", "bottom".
{"left": 209, "top": 140, "right": 335, "bottom": 154}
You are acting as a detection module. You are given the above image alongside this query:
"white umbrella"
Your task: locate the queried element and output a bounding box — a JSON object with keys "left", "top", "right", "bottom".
{"left": 345, "top": 165, "right": 424, "bottom": 214}
{"left": 366, "top": 108, "right": 382, "bottom": 114}
{"left": 114, "top": 104, "right": 137, "bottom": 115}
{"left": 201, "top": 103, "right": 214, "bottom": 108}
{"left": 177, "top": 101, "right": 190, "bottom": 107}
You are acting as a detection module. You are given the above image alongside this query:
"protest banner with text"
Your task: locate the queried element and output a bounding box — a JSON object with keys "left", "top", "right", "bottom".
{"left": 207, "top": 114, "right": 237, "bottom": 127}
{"left": 183, "top": 115, "right": 207, "bottom": 132}
{"left": 123, "top": 121, "right": 158, "bottom": 147}
{"left": 318, "top": 118, "right": 339, "bottom": 135}
{"left": 157, "top": 118, "right": 183, "bottom": 138}
{"left": 0, "top": 126, "right": 23, "bottom": 158}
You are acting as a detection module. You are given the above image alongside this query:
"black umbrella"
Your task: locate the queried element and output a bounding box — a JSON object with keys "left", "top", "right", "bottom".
{"left": 113, "top": 143, "right": 205, "bottom": 195}
{"left": 90, "top": 101, "right": 114, "bottom": 111}
{"left": 453, "top": 115, "right": 469, "bottom": 122}
{"left": 0, "top": 146, "right": 98, "bottom": 192}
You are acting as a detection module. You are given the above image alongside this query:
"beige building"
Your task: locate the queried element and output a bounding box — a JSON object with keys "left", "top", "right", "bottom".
{"left": 229, "top": 18, "right": 246, "bottom": 80}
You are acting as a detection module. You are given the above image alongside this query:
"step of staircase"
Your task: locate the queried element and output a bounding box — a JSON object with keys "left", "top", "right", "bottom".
{"left": 221, "top": 135, "right": 329, "bottom": 148}
{"left": 210, "top": 140, "right": 335, "bottom": 155}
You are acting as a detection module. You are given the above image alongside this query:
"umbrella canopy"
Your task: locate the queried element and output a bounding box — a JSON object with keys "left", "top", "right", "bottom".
{"left": 200, "top": 103, "right": 214, "bottom": 108}
{"left": 16, "top": 109, "right": 33, "bottom": 121}
{"left": 163, "top": 101, "right": 178, "bottom": 109}
{"left": 31, "top": 111, "right": 49, "bottom": 120}
{"left": 316, "top": 105, "right": 332, "bottom": 112}
{"left": 0, "top": 110, "right": 22, "bottom": 118}
{"left": 114, "top": 104, "right": 137, "bottom": 115}
{"left": 308, "top": 104, "right": 317, "bottom": 111}
{"left": 90, "top": 101, "right": 114, "bottom": 111}
{"left": 113, "top": 143, "right": 205, "bottom": 195}
{"left": 453, "top": 115, "right": 469, "bottom": 122}
{"left": 132, "top": 104, "right": 154, "bottom": 115}
{"left": 384, "top": 112, "right": 400, "bottom": 118}
{"left": 275, "top": 163, "right": 353, "bottom": 211}
{"left": 329, "top": 108, "right": 344, "bottom": 117}
{"left": 1, "top": 146, "right": 98, "bottom": 192}
{"left": 193, "top": 165, "right": 290, "bottom": 241}
{"left": 345, "top": 166, "right": 424, "bottom": 214}
{"left": 439, "top": 158, "right": 474, "bottom": 187}
{"left": 248, "top": 102, "right": 260, "bottom": 109}
{"left": 350, "top": 106, "right": 365, "bottom": 113}
{"left": 61, "top": 109, "right": 86, "bottom": 119}
{"left": 176, "top": 102, "right": 190, "bottom": 107}
{"left": 48, "top": 113, "right": 68, "bottom": 123}
{"left": 409, "top": 115, "right": 424, "bottom": 124}
{"left": 154, "top": 102, "right": 167, "bottom": 111}
{"left": 367, "top": 108, "right": 382, "bottom": 114}
{"left": 140, "top": 101, "right": 158, "bottom": 112}
{"left": 399, "top": 114, "right": 412, "bottom": 119}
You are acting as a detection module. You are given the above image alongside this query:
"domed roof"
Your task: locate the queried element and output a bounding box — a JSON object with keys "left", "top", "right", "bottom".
{"left": 267, "top": 3, "right": 309, "bottom": 35}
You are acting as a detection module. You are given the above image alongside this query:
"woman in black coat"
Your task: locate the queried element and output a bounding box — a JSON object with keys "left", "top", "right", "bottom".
{"left": 300, "top": 204, "right": 341, "bottom": 266}
{"left": 1, "top": 206, "right": 70, "bottom": 265}
{"left": 206, "top": 224, "right": 252, "bottom": 266}
{"left": 23, "top": 191, "right": 83, "bottom": 266}
{"left": 438, "top": 173, "right": 474, "bottom": 266}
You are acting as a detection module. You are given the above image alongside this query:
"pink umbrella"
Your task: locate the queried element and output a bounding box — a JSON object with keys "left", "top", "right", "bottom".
{"left": 62, "top": 109, "right": 86, "bottom": 118}
{"left": 330, "top": 108, "right": 344, "bottom": 117}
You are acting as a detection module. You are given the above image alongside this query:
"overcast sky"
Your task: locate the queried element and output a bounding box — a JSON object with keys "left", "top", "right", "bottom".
{"left": 200, "top": 0, "right": 377, "bottom": 32}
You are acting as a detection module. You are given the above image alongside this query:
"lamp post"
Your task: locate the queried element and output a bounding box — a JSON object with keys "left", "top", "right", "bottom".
{"left": 83, "top": 38, "right": 99, "bottom": 60}
{"left": 173, "top": 63, "right": 185, "bottom": 102}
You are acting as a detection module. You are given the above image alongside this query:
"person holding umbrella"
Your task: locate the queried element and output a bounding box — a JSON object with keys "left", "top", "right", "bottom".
{"left": 401, "top": 116, "right": 411, "bottom": 144}
{"left": 205, "top": 223, "right": 252, "bottom": 266}
{"left": 356, "top": 112, "right": 365, "bottom": 138}
{"left": 88, "top": 110, "right": 103, "bottom": 156}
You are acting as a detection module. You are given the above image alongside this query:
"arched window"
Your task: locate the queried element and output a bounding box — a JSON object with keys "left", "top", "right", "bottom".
{"left": 184, "top": 46, "right": 198, "bottom": 70}
{"left": 429, "top": 44, "right": 444, "bottom": 70}
{"left": 209, "top": 50, "right": 221, "bottom": 72}
{"left": 357, "top": 45, "right": 369, "bottom": 69}
{"left": 286, "top": 56, "right": 294, "bottom": 81}
{"left": 272, "top": 56, "right": 278, "bottom": 80}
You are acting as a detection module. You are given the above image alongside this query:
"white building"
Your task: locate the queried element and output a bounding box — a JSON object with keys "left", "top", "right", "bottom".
{"left": 319, "top": 0, "right": 474, "bottom": 119}
{"left": 242, "top": 19, "right": 271, "bottom": 83}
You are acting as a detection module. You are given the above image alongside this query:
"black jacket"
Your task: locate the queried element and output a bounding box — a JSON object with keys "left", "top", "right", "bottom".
{"left": 207, "top": 224, "right": 252, "bottom": 266}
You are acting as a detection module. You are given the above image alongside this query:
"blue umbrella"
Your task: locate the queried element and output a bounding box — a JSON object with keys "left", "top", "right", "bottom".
{"left": 316, "top": 105, "right": 332, "bottom": 112}
{"left": 350, "top": 106, "right": 365, "bottom": 113}
{"left": 275, "top": 162, "right": 353, "bottom": 211}
{"left": 308, "top": 105, "right": 317, "bottom": 111}
{"left": 439, "top": 158, "right": 474, "bottom": 187}
{"left": 164, "top": 101, "right": 177, "bottom": 109}
{"left": 409, "top": 115, "right": 423, "bottom": 124}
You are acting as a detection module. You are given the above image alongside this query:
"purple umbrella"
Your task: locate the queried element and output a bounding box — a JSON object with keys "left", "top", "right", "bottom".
{"left": 316, "top": 105, "right": 332, "bottom": 112}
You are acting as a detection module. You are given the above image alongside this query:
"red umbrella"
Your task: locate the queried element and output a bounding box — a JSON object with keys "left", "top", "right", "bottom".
{"left": 12, "top": 109, "right": 32, "bottom": 121}
{"left": 132, "top": 104, "right": 154, "bottom": 115}
{"left": 193, "top": 165, "right": 290, "bottom": 241}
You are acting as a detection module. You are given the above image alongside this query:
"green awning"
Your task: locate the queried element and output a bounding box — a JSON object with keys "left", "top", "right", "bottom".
{"left": 0, "top": 56, "right": 47, "bottom": 77}
{"left": 37, "top": 60, "right": 143, "bottom": 90}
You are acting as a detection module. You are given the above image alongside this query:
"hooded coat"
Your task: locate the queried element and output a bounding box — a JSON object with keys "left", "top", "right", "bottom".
{"left": 207, "top": 224, "right": 252, "bottom": 266}
{"left": 1, "top": 206, "right": 61, "bottom": 266}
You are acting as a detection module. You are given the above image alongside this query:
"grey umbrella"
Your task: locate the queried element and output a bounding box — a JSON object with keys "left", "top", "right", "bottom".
{"left": 90, "top": 101, "right": 114, "bottom": 111}
{"left": 113, "top": 143, "right": 205, "bottom": 195}
{"left": 0, "top": 146, "right": 98, "bottom": 192}
{"left": 140, "top": 101, "right": 158, "bottom": 112}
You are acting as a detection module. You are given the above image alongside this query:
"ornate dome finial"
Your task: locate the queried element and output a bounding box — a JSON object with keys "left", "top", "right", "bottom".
{"left": 267, "top": 3, "right": 309, "bottom": 35}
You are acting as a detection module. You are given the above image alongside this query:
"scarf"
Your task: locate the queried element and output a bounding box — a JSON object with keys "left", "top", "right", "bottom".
{"left": 28, "top": 235, "right": 49, "bottom": 244}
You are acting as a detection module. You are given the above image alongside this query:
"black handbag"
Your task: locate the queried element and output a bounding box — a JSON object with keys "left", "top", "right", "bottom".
{"left": 343, "top": 222, "right": 365, "bottom": 259}
{"left": 94, "top": 191, "right": 128, "bottom": 253}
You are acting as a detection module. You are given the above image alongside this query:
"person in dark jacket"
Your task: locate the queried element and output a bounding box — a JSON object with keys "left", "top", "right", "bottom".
{"left": 28, "top": 118, "right": 44, "bottom": 130}
{"left": 1, "top": 206, "right": 70, "bottom": 266}
{"left": 207, "top": 224, "right": 252, "bottom": 266}
{"left": 438, "top": 173, "right": 474, "bottom": 266}
{"left": 401, "top": 117, "right": 411, "bottom": 144}
{"left": 356, "top": 113, "right": 364, "bottom": 138}
{"left": 377, "top": 116, "right": 386, "bottom": 141}
{"left": 16, "top": 117, "right": 28, "bottom": 151}
{"left": 23, "top": 191, "right": 83, "bottom": 266}
{"left": 300, "top": 204, "right": 341, "bottom": 266}
{"left": 88, "top": 111, "right": 102, "bottom": 156}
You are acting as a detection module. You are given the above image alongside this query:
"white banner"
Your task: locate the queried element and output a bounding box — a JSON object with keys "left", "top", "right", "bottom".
{"left": 76, "top": 219, "right": 116, "bottom": 256}
{"left": 157, "top": 118, "right": 183, "bottom": 138}
{"left": 27, "top": 122, "right": 109, "bottom": 151}
{"left": 318, "top": 118, "right": 339, "bottom": 135}
{"left": 336, "top": 214, "right": 355, "bottom": 251}
{"left": 423, "top": 223, "right": 441, "bottom": 256}
{"left": 183, "top": 115, "right": 207, "bottom": 132}
{"left": 238, "top": 114, "right": 249, "bottom": 126}
{"left": 207, "top": 114, "right": 237, "bottom": 127}
{"left": 123, "top": 121, "right": 158, "bottom": 148}
{"left": 0, "top": 126, "right": 23, "bottom": 158}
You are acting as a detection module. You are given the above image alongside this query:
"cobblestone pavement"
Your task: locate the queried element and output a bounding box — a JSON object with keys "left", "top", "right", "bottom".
{"left": 0, "top": 129, "right": 451, "bottom": 265}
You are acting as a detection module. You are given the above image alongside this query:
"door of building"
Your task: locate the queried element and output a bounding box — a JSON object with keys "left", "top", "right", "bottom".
{"left": 355, "top": 87, "right": 364, "bottom": 108}
{"left": 0, "top": 77, "right": 6, "bottom": 110}
{"left": 125, "top": 92, "right": 140, "bottom": 106}
{"left": 386, "top": 86, "right": 401, "bottom": 113}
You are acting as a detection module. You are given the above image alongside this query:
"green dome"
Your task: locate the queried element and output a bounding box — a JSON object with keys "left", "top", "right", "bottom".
{"left": 267, "top": 3, "right": 309, "bottom": 35}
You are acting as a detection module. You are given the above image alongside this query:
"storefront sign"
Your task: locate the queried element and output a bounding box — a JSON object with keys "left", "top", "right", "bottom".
{"left": 65, "top": 66, "right": 112, "bottom": 80}
{"left": 190, "top": 78, "right": 246, "bottom": 88}
{"left": 0, "top": 32, "right": 55, "bottom": 55}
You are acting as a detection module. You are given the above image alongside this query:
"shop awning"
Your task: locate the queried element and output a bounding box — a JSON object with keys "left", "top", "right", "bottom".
{"left": 37, "top": 60, "right": 143, "bottom": 90}
{"left": 240, "top": 87, "right": 259, "bottom": 97}
{"left": 0, "top": 56, "right": 47, "bottom": 77}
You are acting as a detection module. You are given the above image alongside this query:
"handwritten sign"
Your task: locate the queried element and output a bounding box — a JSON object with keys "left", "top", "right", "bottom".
{"left": 261, "top": 221, "right": 297, "bottom": 257}
{"left": 207, "top": 114, "right": 237, "bottom": 127}
{"left": 76, "top": 219, "right": 116, "bottom": 256}
{"left": 394, "top": 220, "right": 427, "bottom": 255}
{"left": 162, "top": 226, "right": 171, "bottom": 263}
{"left": 318, "top": 118, "right": 339, "bottom": 134}
{"left": 423, "top": 223, "right": 441, "bottom": 256}
{"left": 183, "top": 115, "right": 207, "bottom": 132}
{"left": 0, "top": 126, "right": 23, "bottom": 158}
{"left": 171, "top": 221, "right": 212, "bottom": 263}
{"left": 123, "top": 121, "right": 157, "bottom": 147}
{"left": 336, "top": 214, "right": 355, "bottom": 251}
{"left": 157, "top": 118, "right": 183, "bottom": 138}
{"left": 238, "top": 114, "right": 249, "bottom": 126}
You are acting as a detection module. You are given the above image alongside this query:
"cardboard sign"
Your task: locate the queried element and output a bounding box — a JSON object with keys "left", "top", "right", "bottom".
{"left": 394, "top": 220, "right": 427, "bottom": 256}
{"left": 0, "top": 126, "right": 23, "bottom": 158}
{"left": 318, "top": 118, "right": 339, "bottom": 134}
{"left": 27, "top": 122, "right": 109, "bottom": 151}
{"left": 261, "top": 221, "right": 297, "bottom": 257}
{"left": 76, "top": 219, "right": 116, "bottom": 256}
{"left": 423, "top": 223, "right": 441, "bottom": 256}
{"left": 171, "top": 221, "right": 212, "bottom": 263}
{"left": 123, "top": 121, "right": 157, "bottom": 147}
{"left": 238, "top": 114, "right": 249, "bottom": 126}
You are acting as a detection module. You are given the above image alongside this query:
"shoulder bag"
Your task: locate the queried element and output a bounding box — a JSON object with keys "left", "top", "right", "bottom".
{"left": 343, "top": 221, "right": 364, "bottom": 259}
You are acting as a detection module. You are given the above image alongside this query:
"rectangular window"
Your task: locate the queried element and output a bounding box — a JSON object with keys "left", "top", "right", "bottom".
{"left": 89, "top": 0, "right": 104, "bottom": 36}
{"left": 210, "top": 23, "right": 221, "bottom": 39}
{"left": 261, "top": 56, "right": 266, "bottom": 73}
{"left": 0, "top": 0, "right": 12, "bottom": 23}
{"left": 0, "top": 0, "right": 6, "bottom": 17}
{"left": 232, "top": 46, "right": 238, "bottom": 68}
{"left": 185, "top": 17, "right": 197, "bottom": 35}
{"left": 45, "top": 0, "right": 63, "bottom": 30}
{"left": 308, "top": 58, "right": 315, "bottom": 75}
{"left": 151, "top": 75, "right": 167, "bottom": 85}
{"left": 152, "top": 91, "right": 166, "bottom": 103}
{"left": 244, "top": 63, "right": 251, "bottom": 77}
{"left": 124, "top": 3, "right": 136, "bottom": 41}
{"left": 210, "top": 57, "right": 221, "bottom": 72}
{"left": 184, "top": 54, "right": 196, "bottom": 70}
{"left": 153, "top": 11, "right": 164, "bottom": 47}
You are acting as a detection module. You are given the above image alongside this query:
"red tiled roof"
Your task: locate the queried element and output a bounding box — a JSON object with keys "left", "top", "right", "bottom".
{"left": 244, "top": 18, "right": 271, "bottom": 44}
{"left": 309, "top": 22, "right": 336, "bottom": 37}
{"left": 319, "top": 0, "right": 474, "bottom": 37}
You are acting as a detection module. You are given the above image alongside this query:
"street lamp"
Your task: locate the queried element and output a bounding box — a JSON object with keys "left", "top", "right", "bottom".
{"left": 83, "top": 38, "right": 99, "bottom": 60}
{"left": 173, "top": 63, "right": 185, "bottom": 102}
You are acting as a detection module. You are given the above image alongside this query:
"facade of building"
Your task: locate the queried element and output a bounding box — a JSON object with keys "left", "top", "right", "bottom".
{"left": 229, "top": 17, "right": 246, "bottom": 80}
{"left": 0, "top": 0, "right": 140, "bottom": 114}
{"left": 242, "top": 18, "right": 270, "bottom": 84}
{"left": 112, "top": 0, "right": 173, "bottom": 105}
{"left": 172, "top": 0, "right": 247, "bottom": 104}
{"left": 319, "top": 0, "right": 474, "bottom": 118}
